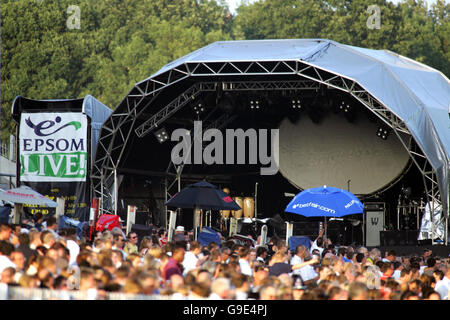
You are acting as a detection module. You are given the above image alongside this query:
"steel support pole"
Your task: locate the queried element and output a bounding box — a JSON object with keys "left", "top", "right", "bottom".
{"left": 114, "top": 168, "right": 118, "bottom": 215}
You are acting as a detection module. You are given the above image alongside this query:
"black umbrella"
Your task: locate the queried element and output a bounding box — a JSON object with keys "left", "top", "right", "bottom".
{"left": 164, "top": 181, "right": 241, "bottom": 211}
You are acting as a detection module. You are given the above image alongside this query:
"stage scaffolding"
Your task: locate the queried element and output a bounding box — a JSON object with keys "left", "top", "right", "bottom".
{"left": 91, "top": 57, "right": 449, "bottom": 245}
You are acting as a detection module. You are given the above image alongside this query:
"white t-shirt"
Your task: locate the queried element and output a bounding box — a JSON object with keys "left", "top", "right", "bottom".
{"left": 65, "top": 239, "right": 80, "bottom": 266}
{"left": 239, "top": 259, "right": 253, "bottom": 276}
{"left": 310, "top": 240, "right": 324, "bottom": 257}
{"left": 0, "top": 256, "right": 16, "bottom": 273}
{"left": 435, "top": 276, "right": 450, "bottom": 300}
{"left": 182, "top": 251, "right": 199, "bottom": 275}
{"left": 419, "top": 265, "right": 426, "bottom": 276}
{"left": 290, "top": 255, "right": 318, "bottom": 281}
{"left": 392, "top": 269, "right": 402, "bottom": 280}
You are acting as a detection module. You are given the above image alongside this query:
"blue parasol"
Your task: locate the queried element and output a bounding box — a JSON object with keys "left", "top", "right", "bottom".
{"left": 285, "top": 185, "right": 364, "bottom": 217}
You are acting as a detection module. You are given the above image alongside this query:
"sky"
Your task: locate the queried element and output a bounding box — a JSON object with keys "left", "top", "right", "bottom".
{"left": 224, "top": 0, "right": 445, "bottom": 15}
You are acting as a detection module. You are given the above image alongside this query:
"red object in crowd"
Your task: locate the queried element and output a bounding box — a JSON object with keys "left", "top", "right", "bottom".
{"left": 159, "top": 236, "right": 168, "bottom": 247}
{"left": 90, "top": 198, "right": 101, "bottom": 240}
{"left": 96, "top": 214, "right": 121, "bottom": 232}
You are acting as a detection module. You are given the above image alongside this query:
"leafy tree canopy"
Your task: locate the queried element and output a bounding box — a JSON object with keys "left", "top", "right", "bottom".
{"left": 1, "top": 0, "right": 448, "bottom": 140}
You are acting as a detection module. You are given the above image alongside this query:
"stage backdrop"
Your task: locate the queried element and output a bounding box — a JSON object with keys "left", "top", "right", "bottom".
{"left": 19, "top": 112, "right": 89, "bottom": 220}
{"left": 278, "top": 112, "right": 410, "bottom": 195}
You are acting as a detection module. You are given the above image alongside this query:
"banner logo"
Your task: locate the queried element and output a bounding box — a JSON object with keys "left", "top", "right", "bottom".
{"left": 19, "top": 113, "right": 87, "bottom": 182}
{"left": 222, "top": 196, "right": 233, "bottom": 203}
{"left": 292, "top": 202, "right": 336, "bottom": 214}
{"left": 371, "top": 217, "right": 379, "bottom": 225}
{"left": 25, "top": 116, "right": 82, "bottom": 137}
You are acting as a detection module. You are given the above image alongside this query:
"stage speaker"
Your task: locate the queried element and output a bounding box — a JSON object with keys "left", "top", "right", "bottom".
{"left": 379, "top": 230, "right": 419, "bottom": 246}
{"left": 406, "top": 230, "right": 419, "bottom": 245}
{"left": 380, "top": 231, "right": 405, "bottom": 246}
{"left": 366, "top": 211, "right": 384, "bottom": 246}
{"left": 135, "top": 211, "right": 150, "bottom": 225}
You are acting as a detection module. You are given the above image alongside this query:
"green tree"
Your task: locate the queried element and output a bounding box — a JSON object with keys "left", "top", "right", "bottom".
{"left": 1, "top": 0, "right": 233, "bottom": 139}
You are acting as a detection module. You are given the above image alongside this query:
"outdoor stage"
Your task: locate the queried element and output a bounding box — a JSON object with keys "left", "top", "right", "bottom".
{"left": 90, "top": 39, "right": 449, "bottom": 247}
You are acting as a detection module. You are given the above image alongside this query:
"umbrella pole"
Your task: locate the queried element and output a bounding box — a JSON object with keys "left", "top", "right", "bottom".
{"left": 193, "top": 207, "right": 201, "bottom": 234}
{"left": 200, "top": 209, "right": 203, "bottom": 229}
{"left": 13, "top": 203, "right": 23, "bottom": 224}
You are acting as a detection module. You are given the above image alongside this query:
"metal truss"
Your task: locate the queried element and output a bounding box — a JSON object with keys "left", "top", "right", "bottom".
{"left": 92, "top": 58, "right": 448, "bottom": 244}
{"left": 135, "top": 82, "right": 218, "bottom": 138}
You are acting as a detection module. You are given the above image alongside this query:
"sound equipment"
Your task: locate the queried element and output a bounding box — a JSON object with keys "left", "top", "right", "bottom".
{"left": 232, "top": 197, "right": 243, "bottom": 218}
{"left": 365, "top": 210, "right": 384, "bottom": 247}
{"left": 380, "top": 230, "right": 419, "bottom": 246}
{"left": 364, "top": 202, "right": 386, "bottom": 247}
{"left": 288, "top": 236, "right": 312, "bottom": 251}
{"left": 243, "top": 197, "right": 255, "bottom": 218}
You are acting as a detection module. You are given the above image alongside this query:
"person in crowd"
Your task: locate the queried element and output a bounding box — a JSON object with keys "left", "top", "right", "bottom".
{"left": 310, "top": 227, "right": 326, "bottom": 256}
{"left": 138, "top": 236, "right": 153, "bottom": 257}
{"left": 291, "top": 245, "right": 318, "bottom": 282}
{"left": 45, "top": 217, "right": 60, "bottom": 240}
{"left": 164, "top": 244, "right": 185, "bottom": 282}
{"left": 0, "top": 224, "right": 12, "bottom": 242}
{"left": 259, "top": 283, "right": 277, "bottom": 300}
{"left": 124, "top": 232, "right": 138, "bottom": 255}
{"left": 0, "top": 240, "right": 16, "bottom": 273}
{"left": 238, "top": 247, "right": 253, "bottom": 277}
{"left": 17, "top": 233, "right": 37, "bottom": 267}
{"left": 182, "top": 240, "right": 201, "bottom": 275}
{"left": 256, "top": 246, "right": 268, "bottom": 265}
{"left": 434, "top": 267, "right": 450, "bottom": 300}
{"left": 173, "top": 226, "right": 188, "bottom": 243}
{"left": 209, "top": 277, "right": 234, "bottom": 299}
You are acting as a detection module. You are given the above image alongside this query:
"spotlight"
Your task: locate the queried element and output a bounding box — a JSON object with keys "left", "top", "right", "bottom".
{"left": 154, "top": 127, "right": 169, "bottom": 143}
{"left": 339, "top": 100, "right": 351, "bottom": 113}
{"left": 193, "top": 100, "right": 205, "bottom": 115}
{"left": 249, "top": 97, "right": 261, "bottom": 110}
{"left": 291, "top": 96, "right": 302, "bottom": 109}
{"left": 376, "top": 126, "right": 390, "bottom": 140}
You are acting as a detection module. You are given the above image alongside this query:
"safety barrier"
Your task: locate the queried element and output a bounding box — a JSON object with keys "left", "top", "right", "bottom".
{"left": 0, "top": 284, "right": 172, "bottom": 300}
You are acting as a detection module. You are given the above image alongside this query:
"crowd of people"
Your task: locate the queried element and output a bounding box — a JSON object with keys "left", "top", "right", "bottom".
{"left": 0, "top": 218, "right": 449, "bottom": 300}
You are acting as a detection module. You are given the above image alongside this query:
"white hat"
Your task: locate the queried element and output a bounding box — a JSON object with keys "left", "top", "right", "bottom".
{"left": 175, "top": 226, "right": 185, "bottom": 232}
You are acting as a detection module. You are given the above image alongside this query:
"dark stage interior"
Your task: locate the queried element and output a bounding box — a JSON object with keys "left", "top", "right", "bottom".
{"left": 113, "top": 85, "right": 442, "bottom": 249}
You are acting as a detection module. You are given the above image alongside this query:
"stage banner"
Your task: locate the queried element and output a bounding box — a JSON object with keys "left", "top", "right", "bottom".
{"left": 19, "top": 112, "right": 88, "bottom": 182}
{"left": 19, "top": 113, "right": 89, "bottom": 221}
{"left": 21, "top": 182, "right": 90, "bottom": 221}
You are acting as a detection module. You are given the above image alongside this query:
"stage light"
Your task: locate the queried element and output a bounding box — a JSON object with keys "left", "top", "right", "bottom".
{"left": 291, "top": 97, "right": 301, "bottom": 109}
{"left": 376, "top": 126, "right": 390, "bottom": 140}
{"left": 249, "top": 97, "right": 261, "bottom": 110}
{"left": 339, "top": 100, "right": 351, "bottom": 113}
{"left": 193, "top": 100, "right": 205, "bottom": 115}
{"left": 154, "top": 127, "right": 169, "bottom": 143}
